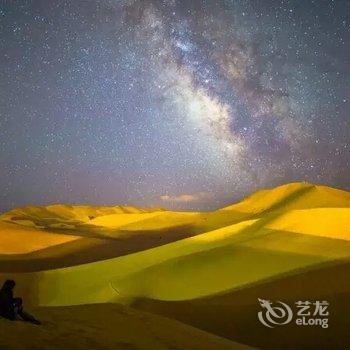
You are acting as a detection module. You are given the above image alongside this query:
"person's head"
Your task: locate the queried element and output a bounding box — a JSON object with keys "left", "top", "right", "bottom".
{"left": 2, "top": 279, "right": 16, "bottom": 290}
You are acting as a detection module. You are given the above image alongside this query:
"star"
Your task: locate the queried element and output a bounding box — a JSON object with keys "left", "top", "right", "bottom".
{"left": 0, "top": 0, "right": 349, "bottom": 212}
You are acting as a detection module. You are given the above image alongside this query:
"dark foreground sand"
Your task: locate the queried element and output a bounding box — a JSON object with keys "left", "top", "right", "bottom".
{"left": 0, "top": 303, "right": 254, "bottom": 350}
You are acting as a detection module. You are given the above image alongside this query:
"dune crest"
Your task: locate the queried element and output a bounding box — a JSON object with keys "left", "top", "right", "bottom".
{"left": 0, "top": 182, "right": 349, "bottom": 349}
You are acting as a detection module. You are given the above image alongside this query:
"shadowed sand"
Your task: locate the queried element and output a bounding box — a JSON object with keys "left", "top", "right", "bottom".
{"left": 132, "top": 260, "right": 350, "bottom": 349}
{"left": 0, "top": 303, "right": 253, "bottom": 350}
{"left": 0, "top": 182, "right": 349, "bottom": 349}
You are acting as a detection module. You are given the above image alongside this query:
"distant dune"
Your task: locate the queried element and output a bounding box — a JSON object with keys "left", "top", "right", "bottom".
{"left": 0, "top": 182, "right": 349, "bottom": 349}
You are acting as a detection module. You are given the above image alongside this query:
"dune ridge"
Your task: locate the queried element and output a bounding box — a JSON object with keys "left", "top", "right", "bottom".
{"left": 0, "top": 182, "right": 349, "bottom": 349}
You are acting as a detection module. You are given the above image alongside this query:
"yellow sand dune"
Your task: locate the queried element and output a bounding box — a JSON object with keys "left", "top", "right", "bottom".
{"left": 267, "top": 207, "right": 350, "bottom": 240}
{"left": 0, "top": 182, "right": 349, "bottom": 349}
{"left": 0, "top": 221, "right": 80, "bottom": 255}
{"left": 0, "top": 204, "right": 164, "bottom": 230}
{"left": 0, "top": 182, "right": 349, "bottom": 307}
{"left": 89, "top": 212, "right": 162, "bottom": 228}
{"left": 133, "top": 260, "right": 350, "bottom": 349}
{"left": 2, "top": 214, "right": 349, "bottom": 306}
{"left": 222, "top": 182, "right": 350, "bottom": 214}
{"left": 90, "top": 211, "right": 200, "bottom": 233}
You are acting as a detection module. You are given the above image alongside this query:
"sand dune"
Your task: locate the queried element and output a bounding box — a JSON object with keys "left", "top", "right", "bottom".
{"left": 0, "top": 303, "right": 253, "bottom": 350}
{"left": 133, "top": 260, "right": 350, "bottom": 349}
{"left": 0, "top": 182, "right": 349, "bottom": 304}
{"left": 222, "top": 182, "right": 350, "bottom": 213}
{"left": 0, "top": 221, "right": 81, "bottom": 255}
{"left": 0, "top": 182, "right": 349, "bottom": 349}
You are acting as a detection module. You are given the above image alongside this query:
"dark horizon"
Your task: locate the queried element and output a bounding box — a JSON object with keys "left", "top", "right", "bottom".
{"left": 1, "top": 1, "right": 349, "bottom": 214}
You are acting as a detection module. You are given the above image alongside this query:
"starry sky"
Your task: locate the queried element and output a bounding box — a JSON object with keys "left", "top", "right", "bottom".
{"left": 0, "top": 0, "right": 349, "bottom": 212}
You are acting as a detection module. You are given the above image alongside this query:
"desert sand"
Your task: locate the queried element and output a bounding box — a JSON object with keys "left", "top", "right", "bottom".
{"left": 0, "top": 182, "right": 349, "bottom": 349}
{"left": 0, "top": 303, "right": 252, "bottom": 350}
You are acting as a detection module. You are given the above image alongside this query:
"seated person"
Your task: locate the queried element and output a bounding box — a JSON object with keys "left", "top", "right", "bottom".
{"left": 0, "top": 279, "right": 40, "bottom": 325}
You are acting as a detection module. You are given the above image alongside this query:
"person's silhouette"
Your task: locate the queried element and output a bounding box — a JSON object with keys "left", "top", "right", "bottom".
{"left": 0, "top": 279, "right": 41, "bottom": 325}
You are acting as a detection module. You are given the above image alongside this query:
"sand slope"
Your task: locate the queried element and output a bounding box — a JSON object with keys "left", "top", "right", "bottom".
{"left": 134, "top": 260, "right": 350, "bottom": 349}
{"left": 0, "top": 182, "right": 349, "bottom": 349}
{"left": 0, "top": 303, "right": 253, "bottom": 350}
{"left": 0, "top": 182, "right": 349, "bottom": 305}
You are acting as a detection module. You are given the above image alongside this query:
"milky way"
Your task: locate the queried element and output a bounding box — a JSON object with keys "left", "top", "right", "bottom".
{"left": 0, "top": 0, "right": 349, "bottom": 211}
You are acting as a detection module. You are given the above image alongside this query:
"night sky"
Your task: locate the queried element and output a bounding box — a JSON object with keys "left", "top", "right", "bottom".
{"left": 0, "top": 0, "right": 349, "bottom": 212}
